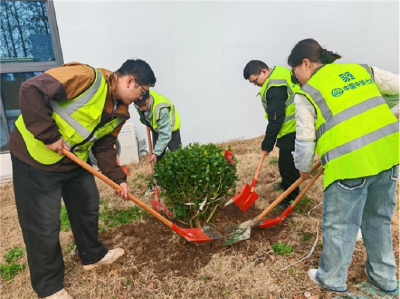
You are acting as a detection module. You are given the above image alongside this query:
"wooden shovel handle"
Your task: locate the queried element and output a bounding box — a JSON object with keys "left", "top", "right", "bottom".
{"left": 64, "top": 149, "right": 173, "bottom": 229}
{"left": 146, "top": 127, "right": 161, "bottom": 201}
{"left": 250, "top": 152, "right": 266, "bottom": 192}
{"left": 146, "top": 127, "right": 154, "bottom": 172}
{"left": 256, "top": 161, "right": 322, "bottom": 222}
{"left": 289, "top": 167, "right": 324, "bottom": 208}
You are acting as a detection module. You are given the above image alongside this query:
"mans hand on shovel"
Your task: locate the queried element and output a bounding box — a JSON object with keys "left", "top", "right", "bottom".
{"left": 149, "top": 154, "right": 157, "bottom": 163}
{"left": 115, "top": 182, "right": 129, "bottom": 200}
{"left": 46, "top": 138, "right": 69, "bottom": 155}
{"left": 262, "top": 150, "right": 270, "bottom": 156}
{"left": 300, "top": 171, "right": 311, "bottom": 180}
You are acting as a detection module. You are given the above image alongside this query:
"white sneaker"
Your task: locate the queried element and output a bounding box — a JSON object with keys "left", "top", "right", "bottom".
{"left": 83, "top": 248, "right": 125, "bottom": 270}
{"left": 308, "top": 269, "right": 322, "bottom": 287}
{"left": 42, "top": 288, "right": 73, "bottom": 299}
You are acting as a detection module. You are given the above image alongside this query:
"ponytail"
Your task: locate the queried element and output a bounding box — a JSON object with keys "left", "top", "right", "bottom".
{"left": 321, "top": 49, "right": 342, "bottom": 64}
{"left": 288, "top": 38, "right": 342, "bottom": 67}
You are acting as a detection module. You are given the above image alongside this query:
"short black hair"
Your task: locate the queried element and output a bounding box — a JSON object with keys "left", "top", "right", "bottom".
{"left": 134, "top": 91, "right": 150, "bottom": 106}
{"left": 116, "top": 59, "right": 156, "bottom": 87}
{"left": 243, "top": 60, "right": 269, "bottom": 80}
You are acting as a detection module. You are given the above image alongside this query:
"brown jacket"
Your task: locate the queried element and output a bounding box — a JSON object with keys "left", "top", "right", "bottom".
{"left": 8, "top": 62, "right": 130, "bottom": 184}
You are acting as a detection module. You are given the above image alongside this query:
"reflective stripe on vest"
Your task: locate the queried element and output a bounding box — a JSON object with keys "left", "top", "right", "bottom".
{"left": 297, "top": 63, "right": 399, "bottom": 189}
{"left": 15, "top": 67, "right": 124, "bottom": 165}
{"left": 259, "top": 66, "right": 299, "bottom": 139}
{"left": 51, "top": 69, "right": 103, "bottom": 143}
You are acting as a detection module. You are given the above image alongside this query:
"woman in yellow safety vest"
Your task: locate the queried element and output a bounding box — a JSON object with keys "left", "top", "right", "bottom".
{"left": 288, "top": 38, "right": 399, "bottom": 295}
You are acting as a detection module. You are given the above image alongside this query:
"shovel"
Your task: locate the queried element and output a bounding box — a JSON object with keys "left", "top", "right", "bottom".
{"left": 64, "top": 149, "right": 223, "bottom": 243}
{"left": 224, "top": 152, "right": 266, "bottom": 212}
{"left": 259, "top": 167, "right": 324, "bottom": 228}
{"left": 146, "top": 127, "right": 172, "bottom": 216}
{"left": 223, "top": 161, "right": 321, "bottom": 246}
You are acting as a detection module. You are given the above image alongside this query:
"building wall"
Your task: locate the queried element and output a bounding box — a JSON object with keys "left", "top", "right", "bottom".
{"left": 54, "top": 0, "right": 399, "bottom": 146}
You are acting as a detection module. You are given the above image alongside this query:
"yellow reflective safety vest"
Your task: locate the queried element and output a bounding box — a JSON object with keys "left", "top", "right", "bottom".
{"left": 297, "top": 63, "right": 399, "bottom": 189}
{"left": 259, "top": 66, "right": 299, "bottom": 139}
{"left": 138, "top": 90, "right": 180, "bottom": 133}
{"left": 15, "top": 68, "right": 125, "bottom": 165}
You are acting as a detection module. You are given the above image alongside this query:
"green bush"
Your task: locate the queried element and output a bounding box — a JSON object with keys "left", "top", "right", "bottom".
{"left": 153, "top": 143, "right": 238, "bottom": 227}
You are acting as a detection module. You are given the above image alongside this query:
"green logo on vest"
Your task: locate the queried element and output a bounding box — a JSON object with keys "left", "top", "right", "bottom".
{"left": 339, "top": 72, "right": 355, "bottom": 82}
{"left": 331, "top": 88, "right": 344, "bottom": 97}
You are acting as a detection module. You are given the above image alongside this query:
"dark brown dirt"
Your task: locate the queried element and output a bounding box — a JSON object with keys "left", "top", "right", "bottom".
{"left": 71, "top": 201, "right": 287, "bottom": 281}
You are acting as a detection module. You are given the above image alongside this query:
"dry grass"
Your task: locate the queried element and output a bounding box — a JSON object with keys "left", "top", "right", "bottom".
{"left": 0, "top": 135, "right": 398, "bottom": 299}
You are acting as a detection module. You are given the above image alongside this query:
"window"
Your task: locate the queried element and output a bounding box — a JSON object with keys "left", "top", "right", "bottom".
{"left": 0, "top": 0, "right": 63, "bottom": 153}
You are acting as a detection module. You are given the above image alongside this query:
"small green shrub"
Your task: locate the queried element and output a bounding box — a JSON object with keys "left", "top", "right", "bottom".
{"left": 271, "top": 243, "right": 293, "bottom": 255}
{"left": 153, "top": 143, "right": 238, "bottom": 227}
{"left": 4, "top": 247, "right": 25, "bottom": 264}
{"left": 60, "top": 205, "right": 71, "bottom": 231}
{"left": 0, "top": 263, "right": 26, "bottom": 281}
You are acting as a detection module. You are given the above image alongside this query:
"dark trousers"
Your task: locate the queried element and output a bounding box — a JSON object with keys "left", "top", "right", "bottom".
{"left": 11, "top": 154, "right": 107, "bottom": 298}
{"left": 152, "top": 129, "right": 182, "bottom": 161}
{"left": 278, "top": 148, "right": 300, "bottom": 199}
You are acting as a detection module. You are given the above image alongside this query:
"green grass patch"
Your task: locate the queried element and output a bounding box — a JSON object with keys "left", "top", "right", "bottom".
{"left": 100, "top": 205, "right": 147, "bottom": 227}
{"left": 4, "top": 247, "right": 25, "bottom": 264}
{"left": 60, "top": 205, "right": 71, "bottom": 231}
{"left": 0, "top": 263, "right": 26, "bottom": 281}
{"left": 301, "top": 233, "right": 312, "bottom": 242}
{"left": 272, "top": 205, "right": 283, "bottom": 211}
{"left": 65, "top": 243, "right": 75, "bottom": 254}
{"left": 294, "top": 196, "right": 312, "bottom": 213}
{"left": 268, "top": 158, "right": 278, "bottom": 165}
{"left": 271, "top": 243, "right": 293, "bottom": 255}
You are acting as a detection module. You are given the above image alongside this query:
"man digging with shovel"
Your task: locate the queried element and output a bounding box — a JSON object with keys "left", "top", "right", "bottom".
{"left": 134, "top": 90, "right": 182, "bottom": 194}
{"left": 243, "top": 60, "right": 300, "bottom": 209}
{"left": 8, "top": 59, "right": 156, "bottom": 299}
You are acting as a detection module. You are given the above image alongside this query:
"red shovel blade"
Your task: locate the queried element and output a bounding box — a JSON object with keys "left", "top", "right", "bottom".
{"left": 150, "top": 199, "right": 173, "bottom": 216}
{"left": 172, "top": 224, "right": 223, "bottom": 243}
{"left": 239, "top": 192, "right": 259, "bottom": 212}
{"left": 150, "top": 199, "right": 162, "bottom": 212}
{"left": 230, "top": 183, "right": 251, "bottom": 207}
{"left": 259, "top": 206, "right": 293, "bottom": 228}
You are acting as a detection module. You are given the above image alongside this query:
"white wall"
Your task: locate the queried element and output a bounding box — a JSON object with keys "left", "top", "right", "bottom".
{"left": 54, "top": 0, "right": 399, "bottom": 146}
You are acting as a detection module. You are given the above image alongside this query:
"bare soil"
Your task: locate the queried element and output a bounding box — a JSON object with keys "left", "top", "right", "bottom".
{"left": 1, "top": 136, "right": 398, "bottom": 299}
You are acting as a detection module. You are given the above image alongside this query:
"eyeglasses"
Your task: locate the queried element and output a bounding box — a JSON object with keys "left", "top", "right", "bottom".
{"left": 249, "top": 74, "right": 260, "bottom": 85}
{"left": 134, "top": 78, "right": 150, "bottom": 97}
{"left": 290, "top": 67, "right": 300, "bottom": 85}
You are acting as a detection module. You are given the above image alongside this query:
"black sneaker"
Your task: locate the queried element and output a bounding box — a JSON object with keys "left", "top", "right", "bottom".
{"left": 273, "top": 182, "right": 284, "bottom": 191}
{"left": 278, "top": 198, "right": 293, "bottom": 210}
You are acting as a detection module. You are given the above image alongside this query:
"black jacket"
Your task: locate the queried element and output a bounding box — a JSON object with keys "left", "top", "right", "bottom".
{"left": 261, "top": 86, "right": 296, "bottom": 151}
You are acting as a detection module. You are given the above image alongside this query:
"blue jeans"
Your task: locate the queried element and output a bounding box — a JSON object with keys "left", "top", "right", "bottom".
{"left": 316, "top": 166, "right": 398, "bottom": 292}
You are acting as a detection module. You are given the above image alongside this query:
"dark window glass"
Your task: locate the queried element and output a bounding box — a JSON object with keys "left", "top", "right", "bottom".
{"left": 0, "top": 71, "right": 42, "bottom": 153}
{"left": 0, "top": 114, "right": 8, "bottom": 152}
{"left": 0, "top": 1, "right": 55, "bottom": 63}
